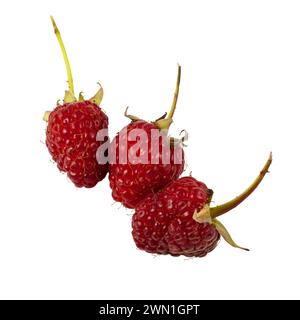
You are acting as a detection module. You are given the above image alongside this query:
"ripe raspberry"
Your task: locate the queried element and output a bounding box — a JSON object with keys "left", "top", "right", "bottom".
{"left": 109, "top": 120, "right": 184, "bottom": 208}
{"left": 109, "top": 66, "right": 185, "bottom": 208}
{"left": 44, "top": 17, "right": 109, "bottom": 187}
{"left": 132, "top": 177, "right": 219, "bottom": 257}
{"left": 46, "top": 101, "right": 108, "bottom": 187}
{"left": 132, "top": 153, "right": 272, "bottom": 257}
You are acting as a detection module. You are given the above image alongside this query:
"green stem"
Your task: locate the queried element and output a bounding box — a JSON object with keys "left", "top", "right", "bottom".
{"left": 210, "top": 152, "right": 272, "bottom": 219}
{"left": 155, "top": 65, "right": 181, "bottom": 130}
{"left": 50, "top": 16, "right": 75, "bottom": 96}
{"left": 167, "top": 64, "right": 181, "bottom": 121}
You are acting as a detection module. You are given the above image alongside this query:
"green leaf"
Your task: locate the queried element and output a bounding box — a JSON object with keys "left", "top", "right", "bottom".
{"left": 212, "top": 219, "right": 249, "bottom": 251}
{"left": 64, "top": 90, "right": 77, "bottom": 103}
{"left": 89, "top": 83, "right": 103, "bottom": 105}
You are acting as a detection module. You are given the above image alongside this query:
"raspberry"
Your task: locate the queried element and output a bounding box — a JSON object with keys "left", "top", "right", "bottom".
{"left": 46, "top": 101, "right": 108, "bottom": 188}
{"left": 44, "top": 17, "right": 109, "bottom": 187}
{"left": 109, "top": 66, "right": 185, "bottom": 208}
{"left": 132, "top": 177, "right": 219, "bottom": 257}
{"left": 132, "top": 153, "right": 272, "bottom": 257}
{"left": 109, "top": 120, "right": 184, "bottom": 208}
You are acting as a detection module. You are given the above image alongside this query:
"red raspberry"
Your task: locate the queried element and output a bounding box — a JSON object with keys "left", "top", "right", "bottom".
{"left": 44, "top": 17, "right": 109, "bottom": 187}
{"left": 109, "top": 120, "right": 184, "bottom": 208}
{"left": 46, "top": 101, "right": 108, "bottom": 188}
{"left": 132, "top": 153, "right": 272, "bottom": 257}
{"left": 132, "top": 177, "right": 219, "bottom": 257}
{"left": 109, "top": 66, "right": 185, "bottom": 208}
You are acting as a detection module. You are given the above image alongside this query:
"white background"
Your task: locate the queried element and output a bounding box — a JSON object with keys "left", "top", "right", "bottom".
{"left": 0, "top": 0, "right": 299, "bottom": 299}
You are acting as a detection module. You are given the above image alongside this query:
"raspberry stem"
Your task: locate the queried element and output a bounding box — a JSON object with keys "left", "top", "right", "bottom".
{"left": 50, "top": 16, "right": 75, "bottom": 96}
{"left": 210, "top": 152, "right": 272, "bottom": 219}
{"left": 155, "top": 65, "right": 181, "bottom": 130}
{"left": 167, "top": 64, "right": 181, "bottom": 121}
